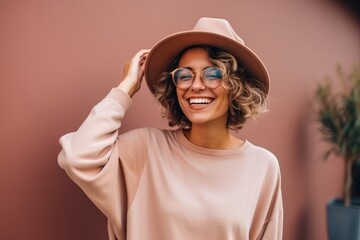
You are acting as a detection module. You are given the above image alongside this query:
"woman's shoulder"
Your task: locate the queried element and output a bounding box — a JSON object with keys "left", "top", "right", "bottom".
{"left": 246, "top": 141, "right": 277, "bottom": 158}
{"left": 245, "top": 141, "right": 280, "bottom": 169}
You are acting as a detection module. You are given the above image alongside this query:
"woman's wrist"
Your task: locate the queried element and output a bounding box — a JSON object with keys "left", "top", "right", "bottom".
{"left": 117, "top": 78, "right": 138, "bottom": 98}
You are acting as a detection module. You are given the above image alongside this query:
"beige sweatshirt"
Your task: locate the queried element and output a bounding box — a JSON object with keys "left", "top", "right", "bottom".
{"left": 58, "top": 88, "right": 283, "bottom": 240}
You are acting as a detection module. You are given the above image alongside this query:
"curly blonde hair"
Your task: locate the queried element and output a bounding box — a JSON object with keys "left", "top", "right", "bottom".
{"left": 154, "top": 45, "right": 268, "bottom": 130}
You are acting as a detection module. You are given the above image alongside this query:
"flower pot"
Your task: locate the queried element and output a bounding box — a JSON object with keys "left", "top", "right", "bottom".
{"left": 327, "top": 198, "right": 360, "bottom": 240}
{"left": 352, "top": 161, "right": 360, "bottom": 198}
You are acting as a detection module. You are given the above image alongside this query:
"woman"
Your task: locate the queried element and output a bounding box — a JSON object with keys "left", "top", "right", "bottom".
{"left": 58, "top": 17, "right": 283, "bottom": 240}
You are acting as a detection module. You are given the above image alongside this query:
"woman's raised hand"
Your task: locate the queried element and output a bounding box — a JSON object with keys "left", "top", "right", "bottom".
{"left": 117, "top": 49, "right": 150, "bottom": 97}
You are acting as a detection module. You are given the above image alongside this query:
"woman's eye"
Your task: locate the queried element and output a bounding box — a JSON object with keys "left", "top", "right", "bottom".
{"left": 179, "top": 75, "right": 192, "bottom": 81}
{"left": 208, "top": 74, "right": 219, "bottom": 79}
{"left": 205, "top": 70, "right": 222, "bottom": 79}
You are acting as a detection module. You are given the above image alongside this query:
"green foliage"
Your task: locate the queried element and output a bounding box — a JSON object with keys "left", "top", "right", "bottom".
{"left": 316, "top": 65, "right": 360, "bottom": 161}
{"left": 315, "top": 64, "right": 360, "bottom": 206}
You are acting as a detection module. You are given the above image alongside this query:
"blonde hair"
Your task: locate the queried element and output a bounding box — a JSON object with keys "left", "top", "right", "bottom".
{"left": 154, "top": 45, "right": 268, "bottom": 130}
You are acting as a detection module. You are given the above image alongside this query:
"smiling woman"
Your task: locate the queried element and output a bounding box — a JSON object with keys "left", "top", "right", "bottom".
{"left": 58, "top": 17, "right": 283, "bottom": 240}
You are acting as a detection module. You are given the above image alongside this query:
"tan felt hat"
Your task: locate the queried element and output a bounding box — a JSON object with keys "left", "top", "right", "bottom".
{"left": 144, "top": 17, "right": 270, "bottom": 95}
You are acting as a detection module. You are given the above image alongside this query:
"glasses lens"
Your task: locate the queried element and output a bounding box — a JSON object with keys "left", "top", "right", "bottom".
{"left": 173, "top": 68, "right": 193, "bottom": 88}
{"left": 172, "top": 67, "right": 224, "bottom": 89}
{"left": 203, "top": 67, "right": 223, "bottom": 80}
{"left": 202, "top": 67, "right": 223, "bottom": 88}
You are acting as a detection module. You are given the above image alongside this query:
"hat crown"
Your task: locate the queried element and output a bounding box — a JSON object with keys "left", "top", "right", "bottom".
{"left": 193, "top": 17, "right": 245, "bottom": 45}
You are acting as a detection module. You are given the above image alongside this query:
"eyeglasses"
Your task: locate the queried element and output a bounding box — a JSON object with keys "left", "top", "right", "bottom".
{"left": 170, "top": 66, "right": 224, "bottom": 90}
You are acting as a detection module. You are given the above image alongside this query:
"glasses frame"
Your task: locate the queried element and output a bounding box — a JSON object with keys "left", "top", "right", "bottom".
{"left": 170, "top": 66, "right": 225, "bottom": 90}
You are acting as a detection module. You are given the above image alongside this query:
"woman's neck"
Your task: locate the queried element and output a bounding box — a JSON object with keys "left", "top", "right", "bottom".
{"left": 184, "top": 124, "right": 244, "bottom": 149}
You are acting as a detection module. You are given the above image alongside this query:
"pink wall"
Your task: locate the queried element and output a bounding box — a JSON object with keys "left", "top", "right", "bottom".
{"left": 1, "top": 0, "right": 359, "bottom": 239}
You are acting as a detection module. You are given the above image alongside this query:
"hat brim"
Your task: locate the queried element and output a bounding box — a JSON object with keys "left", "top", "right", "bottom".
{"left": 144, "top": 31, "right": 270, "bottom": 95}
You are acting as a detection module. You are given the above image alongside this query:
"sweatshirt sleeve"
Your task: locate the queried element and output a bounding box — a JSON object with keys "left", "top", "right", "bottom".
{"left": 257, "top": 166, "right": 283, "bottom": 240}
{"left": 258, "top": 208, "right": 283, "bottom": 240}
{"left": 58, "top": 88, "right": 132, "bottom": 240}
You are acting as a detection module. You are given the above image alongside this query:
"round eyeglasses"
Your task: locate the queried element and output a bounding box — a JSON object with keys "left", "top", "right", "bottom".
{"left": 170, "top": 66, "right": 224, "bottom": 90}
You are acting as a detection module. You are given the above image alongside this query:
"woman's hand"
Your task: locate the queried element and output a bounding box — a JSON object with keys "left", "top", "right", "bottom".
{"left": 117, "top": 49, "right": 150, "bottom": 97}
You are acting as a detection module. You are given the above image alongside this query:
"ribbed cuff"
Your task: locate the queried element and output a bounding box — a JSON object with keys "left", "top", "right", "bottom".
{"left": 105, "top": 88, "right": 132, "bottom": 112}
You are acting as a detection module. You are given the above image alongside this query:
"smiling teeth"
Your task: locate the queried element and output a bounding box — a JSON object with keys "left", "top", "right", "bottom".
{"left": 189, "top": 98, "right": 213, "bottom": 104}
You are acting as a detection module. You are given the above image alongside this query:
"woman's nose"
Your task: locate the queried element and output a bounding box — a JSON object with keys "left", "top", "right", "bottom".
{"left": 190, "top": 73, "right": 206, "bottom": 91}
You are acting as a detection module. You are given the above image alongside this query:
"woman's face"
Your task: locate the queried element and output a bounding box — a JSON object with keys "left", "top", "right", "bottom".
{"left": 176, "top": 47, "right": 230, "bottom": 127}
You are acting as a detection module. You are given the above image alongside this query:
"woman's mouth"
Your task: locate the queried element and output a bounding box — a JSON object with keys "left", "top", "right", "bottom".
{"left": 188, "top": 98, "right": 214, "bottom": 105}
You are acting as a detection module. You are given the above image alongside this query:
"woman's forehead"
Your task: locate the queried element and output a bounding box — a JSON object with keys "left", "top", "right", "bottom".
{"left": 178, "top": 48, "right": 211, "bottom": 68}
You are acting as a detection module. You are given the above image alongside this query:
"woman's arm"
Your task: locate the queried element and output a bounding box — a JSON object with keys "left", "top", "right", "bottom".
{"left": 257, "top": 167, "right": 283, "bottom": 240}
{"left": 57, "top": 49, "right": 150, "bottom": 239}
{"left": 58, "top": 88, "right": 130, "bottom": 239}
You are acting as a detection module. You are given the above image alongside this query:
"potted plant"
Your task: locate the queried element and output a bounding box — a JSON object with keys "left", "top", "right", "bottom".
{"left": 314, "top": 64, "right": 360, "bottom": 240}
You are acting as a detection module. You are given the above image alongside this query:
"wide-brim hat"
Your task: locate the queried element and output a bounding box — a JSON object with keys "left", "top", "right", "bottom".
{"left": 144, "top": 17, "right": 270, "bottom": 95}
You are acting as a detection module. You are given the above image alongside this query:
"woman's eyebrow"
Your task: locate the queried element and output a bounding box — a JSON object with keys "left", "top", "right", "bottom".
{"left": 178, "top": 66, "right": 213, "bottom": 71}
